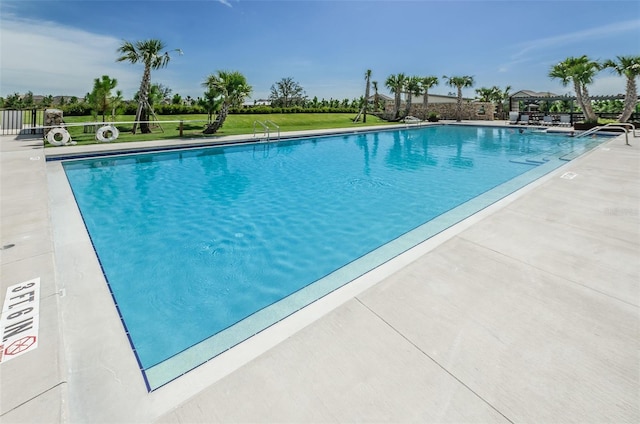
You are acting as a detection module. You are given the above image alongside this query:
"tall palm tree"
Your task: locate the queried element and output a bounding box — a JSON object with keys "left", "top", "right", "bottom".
{"left": 602, "top": 55, "right": 640, "bottom": 122}
{"left": 421, "top": 76, "right": 439, "bottom": 119}
{"left": 385, "top": 73, "right": 406, "bottom": 120}
{"left": 202, "top": 70, "right": 252, "bottom": 134}
{"left": 549, "top": 56, "right": 599, "bottom": 122}
{"left": 443, "top": 75, "right": 474, "bottom": 121}
{"left": 363, "top": 69, "right": 372, "bottom": 123}
{"left": 116, "top": 39, "right": 181, "bottom": 133}
{"left": 372, "top": 81, "right": 379, "bottom": 111}
{"left": 404, "top": 76, "right": 423, "bottom": 117}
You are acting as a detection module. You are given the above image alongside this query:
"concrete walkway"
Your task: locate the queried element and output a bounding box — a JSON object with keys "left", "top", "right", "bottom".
{"left": 0, "top": 124, "right": 638, "bottom": 423}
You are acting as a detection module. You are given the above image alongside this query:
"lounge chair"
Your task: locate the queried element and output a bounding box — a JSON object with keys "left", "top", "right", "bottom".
{"left": 403, "top": 115, "right": 423, "bottom": 125}
{"left": 559, "top": 115, "right": 571, "bottom": 127}
{"left": 508, "top": 112, "right": 519, "bottom": 125}
{"left": 542, "top": 116, "right": 554, "bottom": 126}
{"left": 519, "top": 114, "right": 530, "bottom": 125}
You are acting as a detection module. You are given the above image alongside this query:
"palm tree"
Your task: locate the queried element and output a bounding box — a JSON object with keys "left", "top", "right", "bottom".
{"left": 602, "top": 55, "right": 640, "bottom": 122}
{"left": 385, "top": 73, "right": 407, "bottom": 120}
{"left": 475, "top": 87, "right": 494, "bottom": 102}
{"left": 116, "top": 39, "right": 181, "bottom": 133}
{"left": 372, "top": 81, "right": 379, "bottom": 111}
{"left": 475, "top": 86, "right": 511, "bottom": 119}
{"left": 443, "top": 75, "right": 474, "bottom": 121}
{"left": 404, "top": 76, "right": 423, "bottom": 117}
{"left": 363, "top": 69, "right": 372, "bottom": 123}
{"left": 492, "top": 85, "right": 511, "bottom": 119}
{"left": 421, "top": 76, "right": 439, "bottom": 119}
{"left": 202, "top": 70, "right": 252, "bottom": 134}
{"left": 549, "top": 56, "right": 599, "bottom": 122}
{"left": 110, "top": 90, "right": 124, "bottom": 121}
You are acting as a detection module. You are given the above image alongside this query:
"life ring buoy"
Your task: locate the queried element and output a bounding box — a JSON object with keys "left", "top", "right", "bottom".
{"left": 46, "top": 127, "right": 71, "bottom": 146}
{"left": 96, "top": 125, "right": 119, "bottom": 142}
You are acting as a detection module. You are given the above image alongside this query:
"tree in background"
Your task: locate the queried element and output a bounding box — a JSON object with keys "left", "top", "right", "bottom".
{"left": 116, "top": 39, "right": 181, "bottom": 133}
{"left": 144, "top": 83, "right": 172, "bottom": 107}
{"left": 443, "top": 75, "right": 474, "bottom": 121}
{"left": 385, "top": 73, "right": 406, "bottom": 120}
{"left": 475, "top": 87, "right": 494, "bottom": 102}
{"left": 41, "top": 95, "right": 54, "bottom": 108}
{"left": 420, "top": 76, "right": 439, "bottom": 119}
{"left": 22, "top": 91, "right": 34, "bottom": 108}
{"left": 602, "top": 55, "right": 640, "bottom": 122}
{"left": 199, "top": 87, "right": 222, "bottom": 124}
{"left": 87, "top": 75, "right": 118, "bottom": 122}
{"left": 202, "top": 70, "right": 252, "bottom": 134}
{"left": 475, "top": 85, "right": 510, "bottom": 119}
{"left": 372, "top": 81, "right": 381, "bottom": 111}
{"left": 592, "top": 99, "right": 624, "bottom": 114}
{"left": 404, "top": 76, "right": 423, "bottom": 117}
{"left": 269, "top": 77, "right": 306, "bottom": 107}
{"left": 363, "top": 69, "right": 372, "bottom": 123}
{"left": 3, "top": 93, "right": 24, "bottom": 109}
{"left": 492, "top": 85, "right": 511, "bottom": 119}
{"left": 549, "top": 56, "right": 599, "bottom": 122}
{"left": 171, "top": 93, "right": 183, "bottom": 105}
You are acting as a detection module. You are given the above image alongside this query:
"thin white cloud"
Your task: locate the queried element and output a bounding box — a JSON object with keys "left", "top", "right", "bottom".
{"left": 512, "top": 19, "right": 640, "bottom": 60}
{"left": 0, "top": 14, "right": 141, "bottom": 97}
{"left": 218, "top": 0, "right": 237, "bottom": 7}
{"left": 498, "top": 19, "right": 640, "bottom": 73}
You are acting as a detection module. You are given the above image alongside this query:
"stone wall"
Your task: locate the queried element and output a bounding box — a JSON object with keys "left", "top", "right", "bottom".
{"left": 384, "top": 101, "right": 495, "bottom": 121}
{"left": 43, "top": 108, "right": 64, "bottom": 137}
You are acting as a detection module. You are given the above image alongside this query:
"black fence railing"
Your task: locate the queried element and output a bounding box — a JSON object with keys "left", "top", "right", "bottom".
{"left": 0, "top": 109, "right": 44, "bottom": 136}
{"left": 508, "top": 112, "right": 639, "bottom": 124}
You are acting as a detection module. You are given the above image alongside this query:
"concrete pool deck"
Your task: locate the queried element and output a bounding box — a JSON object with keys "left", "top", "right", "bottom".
{"left": 0, "top": 122, "right": 638, "bottom": 422}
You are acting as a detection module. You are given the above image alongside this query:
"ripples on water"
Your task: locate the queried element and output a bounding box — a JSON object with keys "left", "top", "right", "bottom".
{"left": 63, "top": 125, "right": 596, "bottom": 369}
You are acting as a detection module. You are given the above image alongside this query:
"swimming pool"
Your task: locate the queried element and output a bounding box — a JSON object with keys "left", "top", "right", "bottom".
{"left": 62, "top": 125, "right": 604, "bottom": 390}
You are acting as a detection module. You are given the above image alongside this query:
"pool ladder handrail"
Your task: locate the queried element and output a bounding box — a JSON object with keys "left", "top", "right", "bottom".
{"left": 253, "top": 120, "right": 269, "bottom": 140}
{"left": 264, "top": 120, "right": 280, "bottom": 140}
{"left": 577, "top": 122, "right": 637, "bottom": 146}
{"left": 253, "top": 120, "right": 280, "bottom": 141}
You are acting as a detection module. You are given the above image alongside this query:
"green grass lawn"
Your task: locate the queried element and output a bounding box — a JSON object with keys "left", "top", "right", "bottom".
{"left": 59, "top": 113, "right": 393, "bottom": 146}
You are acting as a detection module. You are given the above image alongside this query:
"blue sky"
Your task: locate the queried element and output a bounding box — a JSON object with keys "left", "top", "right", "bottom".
{"left": 1, "top": 0, "right": 639, "bottom": 102}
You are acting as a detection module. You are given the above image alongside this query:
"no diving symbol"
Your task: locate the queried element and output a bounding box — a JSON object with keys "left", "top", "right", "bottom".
{"left": 5, "top": 336, "right": 37, "bottom": 356}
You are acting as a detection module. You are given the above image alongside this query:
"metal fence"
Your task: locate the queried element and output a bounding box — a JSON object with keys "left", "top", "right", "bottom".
{"left": 0, "top": 109, "right": 44, "bottom": 136}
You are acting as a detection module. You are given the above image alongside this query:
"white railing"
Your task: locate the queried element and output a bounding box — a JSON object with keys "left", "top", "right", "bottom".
{"left": 264, "top": 120, "right": 280, "bottom": 139}
{"left": 253, "top": 120, "right": 280, "bottom": 141}
{"left": 253, "top": 120, "right": 269, "bottom": 140}
{"left": 577, "top": 123, "right": 637, "bottom": 146}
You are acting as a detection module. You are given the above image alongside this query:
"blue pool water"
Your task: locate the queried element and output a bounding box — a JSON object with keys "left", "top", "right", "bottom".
{"left": 62, "top": 125, "right": 603, "bottom": 389}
